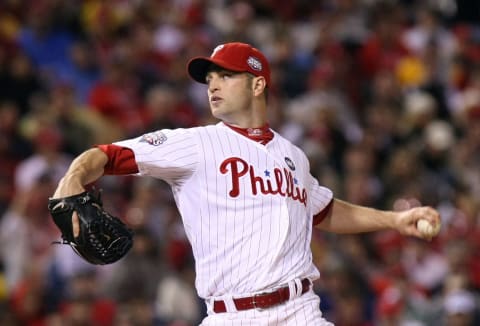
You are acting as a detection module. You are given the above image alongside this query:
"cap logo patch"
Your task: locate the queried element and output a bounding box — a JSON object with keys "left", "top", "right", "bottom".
{"left": 211, "top": 44, "right": 224, "bottom": 57}
{"left": 247, "top": 56, "right": 262, "bottom": 71}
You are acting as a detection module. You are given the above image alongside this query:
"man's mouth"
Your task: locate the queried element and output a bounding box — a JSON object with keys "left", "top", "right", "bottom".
{"left": 210, "top": 96, "right": 223, "bottom": 104}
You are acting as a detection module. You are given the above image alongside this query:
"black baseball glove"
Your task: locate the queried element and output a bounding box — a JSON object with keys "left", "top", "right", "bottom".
{"left": 48, "top": 190, "right": 134, "bottom": 265}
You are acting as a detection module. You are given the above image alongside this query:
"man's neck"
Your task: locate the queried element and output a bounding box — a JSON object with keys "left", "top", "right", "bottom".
{"left": 221, "top": 115, "right": 267, "bottom": 129}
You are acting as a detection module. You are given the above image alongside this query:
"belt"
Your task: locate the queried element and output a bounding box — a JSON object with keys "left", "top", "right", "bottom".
{"left": 213, "top": 278, "right": 311, "bottom": 313}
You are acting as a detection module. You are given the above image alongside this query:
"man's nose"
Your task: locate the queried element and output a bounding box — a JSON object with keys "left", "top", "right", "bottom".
{"left": 208, "top": 75, "right": 220, "bottom": 92}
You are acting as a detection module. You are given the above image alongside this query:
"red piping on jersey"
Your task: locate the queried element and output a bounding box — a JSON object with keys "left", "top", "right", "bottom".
{"left": 96, "top": 144, "right": 139, "bottom": 175}
{"left": 312, "top": 198, "right": 333, "bottom": 226}
{"left": 224, "top": 123, "right": 274, "bottom": 145}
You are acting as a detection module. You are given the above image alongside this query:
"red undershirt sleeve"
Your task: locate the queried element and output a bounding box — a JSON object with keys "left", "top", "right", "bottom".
{"left": 312, "top": 198, "right": 333, "bottom": 226}
{"left": 96, "top": 144, "right": 139, "bottom": 175}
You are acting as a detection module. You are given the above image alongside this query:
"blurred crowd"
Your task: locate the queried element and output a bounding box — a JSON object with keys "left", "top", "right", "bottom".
{"left": 0, "top": 0, "right": 479, "bottom": 325}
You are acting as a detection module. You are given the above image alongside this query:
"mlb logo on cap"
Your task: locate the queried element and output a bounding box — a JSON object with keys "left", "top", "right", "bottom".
{"left": 187, "top": 42, "right": 271, "bottom": 86}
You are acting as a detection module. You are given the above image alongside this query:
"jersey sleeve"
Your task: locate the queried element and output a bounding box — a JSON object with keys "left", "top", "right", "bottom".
{"left": 96, "top": 144, "right": 139, "bottom": 175}
{"left": 113, "top": 128, "right": 199, "bottom": 184}
{"left": 308, "top": 175, "right": 334, "bottom": 226}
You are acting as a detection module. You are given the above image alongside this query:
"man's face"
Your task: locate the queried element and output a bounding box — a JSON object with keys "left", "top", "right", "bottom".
{"left": 205, "top": 68, "right": 254, "bottom": 122}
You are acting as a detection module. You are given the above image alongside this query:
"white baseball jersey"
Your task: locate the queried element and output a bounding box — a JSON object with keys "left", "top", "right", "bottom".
{"left": 115, "top": 122, "right": 333, "bottom": 300}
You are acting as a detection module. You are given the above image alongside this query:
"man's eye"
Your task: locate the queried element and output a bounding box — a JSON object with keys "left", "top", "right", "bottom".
{"left": 222, "top": 74, "right": 232, "bottom": 79}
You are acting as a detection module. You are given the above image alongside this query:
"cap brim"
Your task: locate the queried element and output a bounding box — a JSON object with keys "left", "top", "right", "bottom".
{"left": 187, "top": 57, "right": 246, "bottom": 84}
{"left": 187, "top": 57, "right": 213, "bottom": 84}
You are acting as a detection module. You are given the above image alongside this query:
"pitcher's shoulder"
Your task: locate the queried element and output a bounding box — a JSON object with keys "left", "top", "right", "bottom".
{"left": 192, "top": 122, "right": 230, "bottom": 134}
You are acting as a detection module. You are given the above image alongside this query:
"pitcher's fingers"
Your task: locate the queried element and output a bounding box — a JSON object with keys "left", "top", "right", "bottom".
{"left": 72, "top": 212, "right": 80, "bottom": 238}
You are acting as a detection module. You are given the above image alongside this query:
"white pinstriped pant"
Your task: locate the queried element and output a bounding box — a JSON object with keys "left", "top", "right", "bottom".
{"left": 200, "top": 289, "right": 334, "bottom": 326}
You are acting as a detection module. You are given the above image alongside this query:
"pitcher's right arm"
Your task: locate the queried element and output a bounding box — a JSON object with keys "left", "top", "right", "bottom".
{"left": 52, "top": 148, "right": 109, "bottom": 199}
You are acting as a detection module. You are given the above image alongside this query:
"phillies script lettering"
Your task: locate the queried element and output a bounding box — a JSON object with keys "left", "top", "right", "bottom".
{"left": 220, "top": 157, "right": 307, "bottom": 206}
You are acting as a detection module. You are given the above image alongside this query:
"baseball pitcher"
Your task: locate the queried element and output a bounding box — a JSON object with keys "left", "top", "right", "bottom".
{"left": 50, "top": 42, "right": 441, "bottom": 325}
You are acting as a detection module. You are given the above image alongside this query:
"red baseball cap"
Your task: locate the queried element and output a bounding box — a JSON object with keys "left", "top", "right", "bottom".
{"left": 187, "top": 42, "right": 271, "bottom": 86}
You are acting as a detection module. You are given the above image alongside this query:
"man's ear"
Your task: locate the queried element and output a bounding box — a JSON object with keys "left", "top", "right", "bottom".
{"left": 252, "top": 76, "right": 267, "bottom": 96}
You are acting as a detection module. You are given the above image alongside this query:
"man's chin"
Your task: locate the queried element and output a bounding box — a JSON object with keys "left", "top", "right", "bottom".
{"left": 210, "top": 108, "right": 225, "bottom": 120}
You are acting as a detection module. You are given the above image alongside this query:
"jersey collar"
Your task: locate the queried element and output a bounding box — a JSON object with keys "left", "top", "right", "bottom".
{"left": 223, "top": 122, "right": 274, "bottom": 145}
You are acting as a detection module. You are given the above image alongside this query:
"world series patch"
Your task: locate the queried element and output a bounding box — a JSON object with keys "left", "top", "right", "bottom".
{"left": 140, "top": 131, "right": 167, "bottom": 146}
